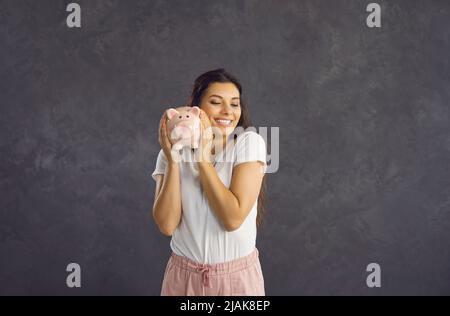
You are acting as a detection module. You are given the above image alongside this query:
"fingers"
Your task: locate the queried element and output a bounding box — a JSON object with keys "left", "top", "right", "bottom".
{"left": 163, "top": 119, "right": 173, "bottom": 147}
{"left": 161, "top": 122, "right": 170, "bottom": 146}
{"left": 201, "top": 120, "right": 213, "bottom": 141}
{"left": 159, "top": 112, "right": 166, "bottom": 127}
{"left": 199, "top": 111, "right": 211, "bottom": 129}
{"left": 161, "top": 118, "right": 167, "bottom": 137}
{"left": 158, "top": 113, "right": 165, "bottom": 135}
{"left": 158, "top": 118, "right": 163, "bottom": 144}
{"left": 158, "top": 112, "right": 171, "bottom": 149}
{"left": 199, "top": 109, "right": 207, "bottom": 122}
{"left": 158, "top": 113, "right": 165, "bottom": 142}
{"left": 160, "top": 112, "right": 168, "bottom": 133}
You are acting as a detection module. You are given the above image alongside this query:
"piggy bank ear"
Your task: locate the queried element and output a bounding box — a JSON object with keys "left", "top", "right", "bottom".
{"left": 190, "top": 106, "right": 200, "bottom": 117}
{"left": 166, "top": 108, "right": 179, "bottom": 120}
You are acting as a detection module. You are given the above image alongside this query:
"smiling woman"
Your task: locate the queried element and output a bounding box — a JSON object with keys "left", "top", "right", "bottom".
{"left": 152, "top": 68, "right": 268, "bottom": 296}
{"left": 201, "top": 84, "right": 241, "bottom": 151}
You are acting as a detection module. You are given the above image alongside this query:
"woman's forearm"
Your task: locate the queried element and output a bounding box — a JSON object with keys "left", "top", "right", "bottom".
{"left": 153, "top": 162, "right": 182, "bottom": 236}
{"left": 198, "top": 162, "right": 242, "bottom": 231}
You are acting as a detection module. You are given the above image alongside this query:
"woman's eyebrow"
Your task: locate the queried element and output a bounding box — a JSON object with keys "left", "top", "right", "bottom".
{"left": 208, "top": 94, "right": 240, "bottom": 100}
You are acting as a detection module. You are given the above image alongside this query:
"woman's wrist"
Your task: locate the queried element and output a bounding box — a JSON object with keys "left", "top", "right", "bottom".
{"left": 197, "top": 150, "right": 213, "bottom": 164}
{"left": 165, "top": 149, "right": 182, "bottom": 165}
{"left": 198, "top": 160, "right": 213, "bottom": 172}
{"left": 167, "top": 160, "right": 179, "bottom": 168}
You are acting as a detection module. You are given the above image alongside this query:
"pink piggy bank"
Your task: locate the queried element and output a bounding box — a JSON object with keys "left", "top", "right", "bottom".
{"left": 166, "top": 106, "right": 202, "bottom": 151}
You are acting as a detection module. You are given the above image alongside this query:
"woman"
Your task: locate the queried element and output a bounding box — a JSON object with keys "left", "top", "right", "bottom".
{"left": 152, "top": 68, "right": 267, "bottom": 296}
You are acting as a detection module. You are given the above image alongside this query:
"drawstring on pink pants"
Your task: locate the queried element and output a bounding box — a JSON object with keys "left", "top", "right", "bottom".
{"left": 196, "top": 265, "right": 211, "bottom": 288}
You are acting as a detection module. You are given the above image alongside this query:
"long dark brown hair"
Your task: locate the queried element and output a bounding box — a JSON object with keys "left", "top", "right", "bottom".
{"left": 187, "top": 68, "right": 267, "bottom": 227}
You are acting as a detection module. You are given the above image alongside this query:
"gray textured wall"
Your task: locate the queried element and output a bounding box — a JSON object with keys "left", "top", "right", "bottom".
{"left": 1, "top": 0, "right": 449, "bottom": 295}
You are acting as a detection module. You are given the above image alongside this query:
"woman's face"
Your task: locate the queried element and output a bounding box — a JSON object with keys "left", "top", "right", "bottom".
{"left": 199, "top": 82, "right": 242, "bottom": 138}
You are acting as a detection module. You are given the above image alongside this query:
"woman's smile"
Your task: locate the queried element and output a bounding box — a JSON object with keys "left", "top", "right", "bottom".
{"left": 213, "top": 118, "right": 233, "bottom": 127}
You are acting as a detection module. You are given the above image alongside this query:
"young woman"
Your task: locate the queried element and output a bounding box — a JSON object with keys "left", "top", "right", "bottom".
{"left": 152, "top": 68, "right": 267, "bottom": 296}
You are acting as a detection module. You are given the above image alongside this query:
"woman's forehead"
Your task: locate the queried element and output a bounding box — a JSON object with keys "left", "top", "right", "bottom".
{"left": 206, "top": 82, "right": 240, "bottom": 98}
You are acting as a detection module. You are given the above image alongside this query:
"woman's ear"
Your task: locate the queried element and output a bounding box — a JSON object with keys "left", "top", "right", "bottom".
{"left": 166, "top": 108, "right": 179, "bottom": 120}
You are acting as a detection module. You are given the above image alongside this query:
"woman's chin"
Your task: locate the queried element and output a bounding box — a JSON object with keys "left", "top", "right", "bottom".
{"left": 212, "top": 124, "right": 231, "bottom": 134}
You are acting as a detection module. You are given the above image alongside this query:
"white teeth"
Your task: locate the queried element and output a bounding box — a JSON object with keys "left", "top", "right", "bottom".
{"left": 215, "top": 119, "right": 232, "bottom": 126}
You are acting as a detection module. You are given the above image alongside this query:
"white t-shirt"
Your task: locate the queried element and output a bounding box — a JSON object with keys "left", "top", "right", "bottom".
{"left": 151, "top": 131, "right": 267, "bottom": 264}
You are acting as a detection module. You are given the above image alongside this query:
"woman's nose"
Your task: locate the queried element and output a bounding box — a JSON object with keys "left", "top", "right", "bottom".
{"left": 221, "top": 102, "right": 233, "bottom": 114}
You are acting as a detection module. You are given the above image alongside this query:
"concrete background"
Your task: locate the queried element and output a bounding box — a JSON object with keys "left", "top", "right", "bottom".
{"left": 1, "top": 0, "right": 449, "bottom": 295}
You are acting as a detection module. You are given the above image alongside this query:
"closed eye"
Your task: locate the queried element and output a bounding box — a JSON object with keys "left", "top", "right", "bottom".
{"left": 210, "top": 101, "right": 239, "bottom": 107}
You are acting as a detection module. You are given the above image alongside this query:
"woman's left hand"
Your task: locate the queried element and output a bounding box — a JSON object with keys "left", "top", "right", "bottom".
{"left": 198, "top": 109, "right": 213, "bottom": 163}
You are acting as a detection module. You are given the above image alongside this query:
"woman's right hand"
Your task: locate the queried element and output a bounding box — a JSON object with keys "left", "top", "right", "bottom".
{"left": 158, "top": 111, "right": 180, "bottom": 164}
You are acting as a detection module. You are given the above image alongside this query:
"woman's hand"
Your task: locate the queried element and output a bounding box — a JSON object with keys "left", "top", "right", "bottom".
{"left": 158, "top": 111, "right": 180, "bottom": 164}
{"left": 198, "top": 109, "right": 214, "bottom": 163}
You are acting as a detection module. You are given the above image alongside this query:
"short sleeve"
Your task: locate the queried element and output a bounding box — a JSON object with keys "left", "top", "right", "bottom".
{"left": 151, "top": 149, "right": 168, "bottom": 181}
{"left": 233, "top": 131, "right": 267, "bottom": 173}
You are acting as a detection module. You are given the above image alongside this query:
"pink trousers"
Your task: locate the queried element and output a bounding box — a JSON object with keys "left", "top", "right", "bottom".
{"left": 160, "top": 248, "right": 265, "bottom": 296}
